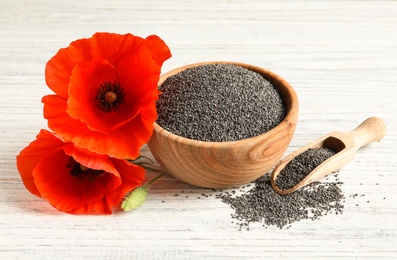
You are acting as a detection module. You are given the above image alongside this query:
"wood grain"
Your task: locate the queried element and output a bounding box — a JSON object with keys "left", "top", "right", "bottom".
{"left": 1, "top": 0, "right": 396, "bottom": 259}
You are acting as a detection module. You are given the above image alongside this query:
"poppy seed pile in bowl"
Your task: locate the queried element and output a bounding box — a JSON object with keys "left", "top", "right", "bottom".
{"left": 156, "top": 64, "right": 286, "bottom": 142}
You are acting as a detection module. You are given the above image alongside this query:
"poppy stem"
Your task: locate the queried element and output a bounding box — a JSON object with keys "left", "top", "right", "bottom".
{"left": 145, "top": 172, "right": 166, "bottom": 188}
{"left": 133, "top": 155, "right": 154, "bottom": 164}
{"left": 140, "top": 164, "right": 163, "bottom": 173}
{"left": 128, "top": 157, "right": 162, "bottom": 173}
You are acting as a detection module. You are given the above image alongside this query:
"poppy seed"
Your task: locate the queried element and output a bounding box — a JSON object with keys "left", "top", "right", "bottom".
{"left": 275, "top": 148, "right": 337, "bottom": 190}
{"left": 217, "top": 179, "right": 345, "bottom": 230}
{"left": 156, "top": 64, "right": 286, "bottom": 142}
{"left": 216, "top": 146, "right": 345, "bottom": 230}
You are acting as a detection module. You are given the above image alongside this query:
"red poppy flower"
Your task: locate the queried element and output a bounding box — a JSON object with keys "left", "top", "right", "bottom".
{"left": 42, "top": 33, "right": 171, "bottom": 159}
{"left": 16, "top": 129, "right": 145, "bottom": 214}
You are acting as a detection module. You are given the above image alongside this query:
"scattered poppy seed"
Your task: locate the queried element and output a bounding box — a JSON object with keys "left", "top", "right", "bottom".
{"left": 217, "top": 179, "right": 345, "bottom": 230}
{"left": 156, "top": 64, "right": 286, "bottom": 142}
{"left": 275, "top": 148, "right": 337, "bottom": 190}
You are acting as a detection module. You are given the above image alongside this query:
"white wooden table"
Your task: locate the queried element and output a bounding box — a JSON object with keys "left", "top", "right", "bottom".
{"left": 1, "top": 1, "right": 396, "bottom": 259}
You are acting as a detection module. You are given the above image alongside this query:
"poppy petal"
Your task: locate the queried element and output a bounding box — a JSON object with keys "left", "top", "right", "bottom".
{"left": 62, "top": 143, "right": 119, "bottom": 178}
{"left": 102, "top": 108, "right": 157, "bottom": 159}
{"left": 67, "top": 198, "right": 111, "bottom": 215}
{"left": 33, "top": 150, "right": 113, "bottom": 213}
{"left": 16, "top": 129, "right": 65, "bottom": 196}
{"left": 90, "top": 32, "right": 144, "bottom": 63}
{"left": 66, "top": 59, "right": 138, "bottom": 133}
{"left": 144, "top": 35, "right": 172, "bottom": 67}
{"left": 43, "top": 33, "right": 171, "bottom": 160}
{"left": 45, "top": 33, "right": 145, "bottom": 98}
{"left": 43, "top": 94, "right": 155, "bottom": 159}
{"left": 45, "top": 38, "right": 93, "bottom": 98}
{"left": 94, "top": 168, "right": 122, "bottom": 193}
{"left": 105, "top": 159, "right": 145, "bottom": 208}
{"left": 115, "top": 44, "right": 161, "bottom": 106}
{"left": 42, "top": 94, "right": 92, "bottom": 142}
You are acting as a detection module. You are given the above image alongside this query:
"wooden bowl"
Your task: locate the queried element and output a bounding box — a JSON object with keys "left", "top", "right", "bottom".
{"left": 147, "top": 61, "right": 299, "bottom": 188}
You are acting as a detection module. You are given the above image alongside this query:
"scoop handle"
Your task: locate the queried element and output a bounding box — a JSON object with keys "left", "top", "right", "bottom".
{"left": 349, "top": 117, "right": 386, "bottom": 150}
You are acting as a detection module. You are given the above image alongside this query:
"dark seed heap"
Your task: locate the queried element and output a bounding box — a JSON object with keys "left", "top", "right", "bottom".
{"left": 217, "top": 147, "right": 342, "bottom": 230}
{"left": 217, "top": 179, "right": 344, "bottom": 230}
{"left": 275, "top": 147, "right": 337, "bottom": 190}
{"left": 156, "top": 64, "right": 286, "bottom": 142}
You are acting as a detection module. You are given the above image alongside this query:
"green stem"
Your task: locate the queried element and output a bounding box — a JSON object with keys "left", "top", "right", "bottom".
{"left": 135, "top": 155, "right": 154, "bottom": 164}
{"left": 128, "top": 158, "right": 162, "bottom": 173}
{"left": 141, "top": 165, "right": 163, "bottom": 174}
{"left": 144, "top": 172, "right": 166, "bottom": 188}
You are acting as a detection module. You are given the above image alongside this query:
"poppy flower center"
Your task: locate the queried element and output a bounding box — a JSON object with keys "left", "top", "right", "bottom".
{"left": 95, "top": 81, "right": 125, "bottom": 113}
{"left": 105, "top": 91, "right": 117, "bottom": 104}
{"left": 66, "top": 157, "right": 105, "bottom": 182}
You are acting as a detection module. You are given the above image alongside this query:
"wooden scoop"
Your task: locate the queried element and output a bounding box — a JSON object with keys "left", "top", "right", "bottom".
{"left": 271, "top": 117, "right": 386, "bottom": 195}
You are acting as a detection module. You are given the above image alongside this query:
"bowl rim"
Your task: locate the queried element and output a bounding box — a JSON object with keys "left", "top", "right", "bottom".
{"left": 152, "top": 61, "right": 299, "bottom": 147}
